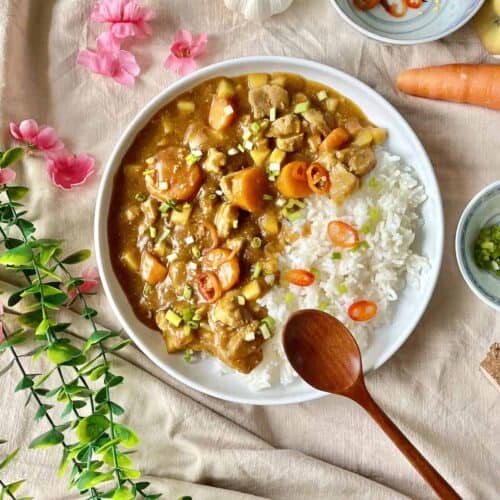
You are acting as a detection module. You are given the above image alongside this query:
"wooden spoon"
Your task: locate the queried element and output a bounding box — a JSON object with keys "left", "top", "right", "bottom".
{"left": 283, "top": 310, "right": 460, "bottom": 500}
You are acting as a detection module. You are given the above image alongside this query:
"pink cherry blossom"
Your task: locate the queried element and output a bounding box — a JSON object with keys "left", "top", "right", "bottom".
{"left": 77, "top": 31, "right": 140, "bottom": 86}
{"left": 46, "top": 152, "right": 95, "bottom": 190}
{"left": 10, "top": 119, "right": 64, "bottom": 152}
{"left": 67, "top": 267, "right": 100, "bottom": 302}
{"left": 0, "top": 168, "right": 16, "bottom": 185}
{"left": 164, "top": 29, "right": 208, "bottom": 77}
{"left": 91, "top": 0, "right": 155, "bottom": 39}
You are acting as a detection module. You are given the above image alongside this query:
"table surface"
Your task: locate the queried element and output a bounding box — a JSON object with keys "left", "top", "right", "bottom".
{"left": 0, "top": 0, "right": 499, "bottom": 498}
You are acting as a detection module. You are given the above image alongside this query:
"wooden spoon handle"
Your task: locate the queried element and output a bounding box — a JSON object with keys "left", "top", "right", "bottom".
{"left": 356, "top": 387, "right": 460, "bottom": 499}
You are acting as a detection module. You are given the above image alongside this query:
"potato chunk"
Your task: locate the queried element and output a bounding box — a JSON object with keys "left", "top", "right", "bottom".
{"left": 220, "top": 166, "right": 268, "bottom": 213}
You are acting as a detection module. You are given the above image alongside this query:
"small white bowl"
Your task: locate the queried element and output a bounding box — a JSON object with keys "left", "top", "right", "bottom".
{"left": 456, "top": 181, "right": 500, "bottom": 311}
{"left": 330, "top": 0, "right": 485, "bottom": 45}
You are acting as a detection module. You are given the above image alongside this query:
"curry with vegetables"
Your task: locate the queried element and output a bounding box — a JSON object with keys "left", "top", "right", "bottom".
{"left": 108, "top": 72, "right": 387, "bottom": 373}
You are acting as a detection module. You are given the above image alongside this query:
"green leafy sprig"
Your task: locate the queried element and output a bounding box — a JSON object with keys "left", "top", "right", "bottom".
{"left": 0, "top": 439, "right": 31, "bottom": 500}
{"left": 0, "top": 147, "right": 160, "bottom": 500}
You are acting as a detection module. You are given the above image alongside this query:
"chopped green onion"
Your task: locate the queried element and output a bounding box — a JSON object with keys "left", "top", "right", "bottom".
{"left": 244, "top": 331, "right": 256, "bottom": 342}
{"left": 251, "top": 237, "right": 262, "bottom": 249}
{"left": 352, "top": 241, "right": 370, "bottom": 252}
{"left": 286, "top": 198, "right": 305, "bottom": 209}
{"left": 237, "top": 144, "right": 245, "bottom": 153}
{"left": 242, "top": 128, "right": 252, "bottom": 141}
{"left": 368, "top": 206, "right": 381, "bottom": 224}
{"left": 244, "top": 140, "right": 253, "bottom": 151}
{"left": 261, "top": 316, "right": 275, "bottom": 329}
{"left": 311, "top": 267, "right": 320, "bottom": 278}
{"left": 187, "top": 320, "right": 200, "bottom": 330}
{"left": 284, "top": 291, "right": 294, "bottom": 304}
{"left": 149, "top": 227, "right": 157, "bottom": 238}
{"left": 135, "top": 193, "right": 147, "bottom": 202}
{"left": 282, "top": 208, "right": 304, "bottom": 222}
{"left": 232, "top": 219, "right": 239, "bottom": 229}
{"left": 237, "top": 295, "right": 246, "bottom": 306}
{"left": 252, "top": 262, "right": 263, "bottom": 279}
{"left": 319, "top": 301, "right": 328, "bottom": 311}
{"left": 227, "top": 147, "right": 239, "bottom": 156}
{"left": 159, "top": 203, "right": 169, "bottom": 213}
{"left": 145, "top": 156, "right": 155, "bottom": 165}
{"left": 157, "top": 228, "right": 171, "bottom": 243}
{"left": 360, "top": 224, "right": 371, "bottom": 234}
{"left": 208, "top": 193, "right": 217, "bottom": 200}
{"left": 183, "top": 285, "right": 193, "bottom": 300}
{"left": 269, "top": 107, "right": 277, "bottom": 121}
{"left": 143, "top": 168, "right": 155, "bottom": 176}
{"left": 191, "top": 148, "right": 203, "bottom": 158}
{"left": 250, "top": 122, "right": 261, "bottom": 134}
{"left": 338, "top": 283, "right": 348, "bottom": 295}
{"left": 144, "top": 284, "right": 153, "bottom": 295}
{"left": 159, "top": 200, "right": 178, "bottom": 212}
{"left": 182, "top": 307, "right": 195, "bottom": 322}
{"left": 293, "top": 101, "right": 311, "bottom": 114}
{"left": 184, "top": 350, "right": 193, "bottom": 363}
{"left": 192, "top": 245, "right": 201, "bottom": 258}
{"left": 332, "top": 252, "right": 342, "bottom": 260}
{"left": 185, "top": 153, "right": 199, "bottom": 166}
{"left": 368, "top": 178, "right": 380, "bottom": 190}
{"left": 183, "top": 325, "right": 191, "bottom": 337}
{"left": 166, "top": 309, "right": 182, "bottom": 327}
{"left": 263, "top": 194, "right": 274, "bottom": 201}
{"left": 259, "top": 323, "right": 272, "bottom": 340}
{"left": 316, "top": 90, "right": 328, "bottom": 102}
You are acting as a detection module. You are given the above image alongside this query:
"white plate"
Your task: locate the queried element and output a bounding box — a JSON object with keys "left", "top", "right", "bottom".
{"left": 95, "top": 56, "right": 444, "bottom": 405}
{"left": 330, "top": 0, "right": 485, "bottom": 45}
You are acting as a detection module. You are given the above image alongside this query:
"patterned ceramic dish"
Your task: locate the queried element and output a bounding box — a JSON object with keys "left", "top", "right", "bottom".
{"left": 456, "top": 181, "right": 500, "bottom": 312}
{"left": 330, "top": 0, "right": 485, "bottom": 45}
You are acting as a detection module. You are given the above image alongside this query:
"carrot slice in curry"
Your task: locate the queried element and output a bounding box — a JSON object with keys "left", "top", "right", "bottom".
{"left": 320, "top": 127, "right": 350, "bottom": 152}
{"left": 208, "top": 97, "right": 237, "bottom": 131}
{"left": 276, "top": 161, "right": 312, "bottom": 199}
{"left": 203, "top": 248, "right": 240, "bottom": 291}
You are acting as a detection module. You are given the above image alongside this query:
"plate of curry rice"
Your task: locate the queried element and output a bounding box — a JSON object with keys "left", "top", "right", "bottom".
{"left": 95, "top": 56, "right": 443, "bottom": 405}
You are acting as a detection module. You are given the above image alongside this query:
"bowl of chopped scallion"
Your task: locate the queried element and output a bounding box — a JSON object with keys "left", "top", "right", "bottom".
{"left": 456, "top": 180, "right": 500, "bottom": 311}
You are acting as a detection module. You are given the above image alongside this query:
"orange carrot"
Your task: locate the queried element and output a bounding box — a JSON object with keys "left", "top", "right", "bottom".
{"left": 396, "top": 64, "right": 500, "bottom": 111}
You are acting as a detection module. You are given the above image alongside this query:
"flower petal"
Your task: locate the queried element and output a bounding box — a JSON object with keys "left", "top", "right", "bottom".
{"left": 174, "top": 29, "right": 193, "bottom": 46}
{"left": 190, "top": 33, "right": 208, "bottom": 57}
{"left": 36, "top": 126, "right": 64, "bottom": 152}
{"left": 177, "top": 58, "right": 197, "bottom": 76}
{"left": 9, "top": 122, "right": 22, "bottom": 140}
{"left": 46, "top": 152, "right": 95, "bottom": 190}
{"left": 96, "top": 31, "right": 121, "bottom": 52}
{"left": 118, "top": 50, "right": 140, "bottom": 76}
{"left": 76, "top": 49, "right": 101, "bottom": 73}
{"left": 164, "top": 53, "right": 182, "bottom": 72}
{"left": 0, "top": 168, "right": 16, "bottom": 185}
{"left": 18, "top": 119, "right": 39, "bottom": 141}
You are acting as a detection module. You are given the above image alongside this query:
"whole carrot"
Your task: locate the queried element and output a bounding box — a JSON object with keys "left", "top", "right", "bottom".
{"left": 396, "top": 64, "right": 500, "bottom": 111}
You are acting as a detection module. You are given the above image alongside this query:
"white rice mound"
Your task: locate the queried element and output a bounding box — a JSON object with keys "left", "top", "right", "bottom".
{"left": 242, "top": 148, "right": 429, "bottom": 391}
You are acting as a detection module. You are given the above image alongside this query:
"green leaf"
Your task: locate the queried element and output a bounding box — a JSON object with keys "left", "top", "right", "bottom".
{"left": 96, "top": 437, "right": 121, "bottom": 455}
{"left": 33, "top": 367, "right": 55, "bottom": 388}
{"left": 112, "top": 487, "right": 134, "bottom": 500}
{"left": 34, "top": 404, "right": 52, "bottom": 421}
{"left": 109, "top": 401, "right": 124, "bottom": 416}
{"left": 84, "top": 330, "right": 118, "bottom": 352}
{"left": 6, "top": 186, "right": 29, "bottom": 201}
{"left": 77, "top": 471, "right": 114, "bottom": 490}
{"left": 18, "top": 310, "right": 43, "bottom": 329}
{"left": 135, "top": 481, "right": 150, "bottom": 492}
{"left": 121, "top": 468, "right": 141, "bottom": 480}
{"left": 103, "top": 448, "right": 132, "bottom": 468}
{"left": 0, "top": 359, "right": 14, "bottom": 377}
{"left": 29, "top": 429, "right": 64, "bottom": 449}
{"left": 95, "top": 387, "right": 107, "bottom": 404}
{"left": 0, "top": 147, "right": 24, "bottom": 167}
{"left": 35, "top": 318, "right": 55, "bottom": 336}
{"left": 8, "top": 287, "right": 27, "bottom": 306}
{"left": 88, "top": 363, "right": 109, "bottom": 381}
{"left": 107, "top": 339, "right": 131, "bottom": 353}
{"left": 106, "top": 375, "right": 124, "bottom": 388}
{"left": 60, "top": 354, "right": 87, "bottom": 367}
{"left": 0, "top": 244, "right": 33, "bottom": 266}
{"left": 57, "top": 449, "right": 70, "bottom": 479}
{"left": 5, "top": 479, "right": 25, "bottom": 494}
{"left": 0, "top": 331, "right": 27, "bottom": 352}
{"left": 16, "top": 219, "right": 35, "bottom": 238}
{"left": 46, "top": 341, "right": 82, "bottom": 365}
{"left": 0, "top": 447, "right": 19, "bottom": 470}
{"left": 114, "top": 424, "right": 139, "bottom": 449}
{"left": 75, "top": 415, "right": 110, "bottom": 444}
{"left": 61, "top": 249, "right": 91, "bottom": 265}
{"left": 82, "top": 306, "right": 97, "bottom": 319}
{"left": 15, "top": 375, "right": 34, "bottom": 391}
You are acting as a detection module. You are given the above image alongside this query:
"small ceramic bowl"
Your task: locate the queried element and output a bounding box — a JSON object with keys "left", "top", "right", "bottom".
{"left": 330, "top": 0, "right": 485, "bottom": 45}
{"left": 456, "top": 181, "right": 500, "bottom": 311}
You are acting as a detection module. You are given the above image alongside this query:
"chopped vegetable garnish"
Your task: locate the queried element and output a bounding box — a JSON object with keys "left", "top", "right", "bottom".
{"left": 143, "top": 283, "right": 153, "bottom": 295}
{"left": 360, "top": 224, "right": 372, "bottom": 234}
{"left": 269, "top": 107, "right": 277, "bottom": 121}
{"left": 285, "top": 269, "right": 315, "bottom": 287}
{"left": 244, "top": 331, "right": 256, "bottom": 342}
{"left": 237, "top": 144, "right": 245, "bottom": 153}
{"left": 348, "top": 300, "right": 377, "bottom": 322}
{"left": 183, "top": 285, "right": 193, "bottom": 300}
{"left": 135, "top": 193, "right": 147, "bottom": 202}
{"left": 251, "top": 237, "right": 262, "bottom": 249}
{"left": 208, "top": 193, "right": 217, "bottom": 200}
{"left": 338, "top": 283, "right": 348, "bottom": 294}
{"left": 244, "top": 140, "right": 253, "bottom": 151}
{"left": 328, "top": 221, "right": 359, "bottom": 248}
{"left": 197, "top": 271, "right": 222, "bottom": 303}
{"left": 237, "top": 295, "right": 246, "bottom": 306}
{"left": 192, "top": 245, "right": 201, "bottom": 258}
{"left": 227, "top": 147, "right": 239, "bottom": 156}
{"left": 310, "top": 267, "right": 320, "bottom": 278}
{"left": 368, "top": 206, "right": 381, "bottom": 223}
{"left": 268, "top": 162, "right": 281, "bottom": 173}
{"left": 306, "top": 163, "right": 331, "bottom": 195}
{"left": 263, "top": 194, "right": 273, "bottom": 201}
{"left": 293, "top": 100, "right": 311, "bottom": 114}
{"left": 184, "top": 350, "right": 193, "bottom": 363}
{"left": 185, "top": 235, "right": 195, "bottom": 245}
{"left": 282, "top": 208, "right": 305, "bottom": 222}
{"left": 166, "top": 252, "right": 178, "bottom": 263}
{"left": 149, "top": 227, "right": 157, "bottom": 238}
{"left": 284, "top": 291, "right": 293, "bottom": 303}
{"left": 368, "top": 178, "right": 380, "bottom": 190}
{"left": 232, "top": 219, "right": 239, "bottom": 229}
{"left": 352, "top": 241, "right": 370, "bottom": 251}
{"left": 157, "top": 228, "right": 171, "bottom": 243}
{"left": 145, "top": 156, "right": 155, "bottom": 165}
{"left": 143, "top": 168, "right": 155, "bottom": 176}
{"left": 182, "top": 307, "right": 195, "bottom": 322}
{"left": 316, "top": 90, "right": 328, "bottom": 101}
{"left": 215, "top": 189, "right": 223, "bottom": 196}
{"left": 252, "top": 261, "right": 263, "bottom": 279}
{"left": 259, "top": 323, "right": 272, "bottom": 340}
{"left": 185, "top": 153, "right": 200, "bottom": 166}
{"left": 474, "top": 224, "right": 500, "bottom": 276}
{"left": 261, "top": 316, "right": 275, "bottom": 329}
{"left": 331, "top": 252, "right": 342, "bottom": 260}
{"left": 250, "top": 122, "right": 261, "bottom": 134}
{"left": 166, "top": 309, "right": 182, "bottom": 327}
{"left": 183, "top": 325, "right": 191, "bottom": 337}
{"left": 319, "top": 301, "right": 328, "bottom": 311}
{"left": 242, "top": 128, "right": 252, "bottom": 140}
{"left": 191, "top": 149, "right": 203, "bottom": 157}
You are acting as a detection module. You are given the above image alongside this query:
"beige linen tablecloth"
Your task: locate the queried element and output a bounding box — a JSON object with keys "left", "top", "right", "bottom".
{"left": 0, "top": 0, "right": 499, "bottom": 498}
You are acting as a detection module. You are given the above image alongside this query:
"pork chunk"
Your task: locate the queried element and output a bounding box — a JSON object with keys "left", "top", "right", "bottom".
{"left": 276, "top": 134, "right": 304, "bottom": 152}
{"left": 347, "top": 147, "right": 376, "bottom": 176}
{"left": 302, "top": 109, "right": 330, "bottom": 137}
{"left": 183, "top": 122, "right": 222, "bottom": 151}
{"left": 203, "top": 148, "right": 226, "bottom": 173}
{"left": 249, "top": 84, "right": 289, "bottom": 119}
{"left": 266, "top": 114, "right": 301, "bottom": 138}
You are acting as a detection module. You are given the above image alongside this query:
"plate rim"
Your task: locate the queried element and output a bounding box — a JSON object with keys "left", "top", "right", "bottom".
{"left": 329, "top": 0, "right": 486, "bottom": 46}
{"left": 94, "top": 55, "right": 444, "bottom": 405}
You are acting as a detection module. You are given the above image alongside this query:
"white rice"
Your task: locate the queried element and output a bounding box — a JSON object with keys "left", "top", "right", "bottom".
{"left": 240, "top": 148, "right": 429, "bottom": 391}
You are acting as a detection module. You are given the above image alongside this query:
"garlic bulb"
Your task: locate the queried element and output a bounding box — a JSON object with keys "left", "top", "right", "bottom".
{"left": 224, "top": 0, "right": 294, "bottom": 22}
